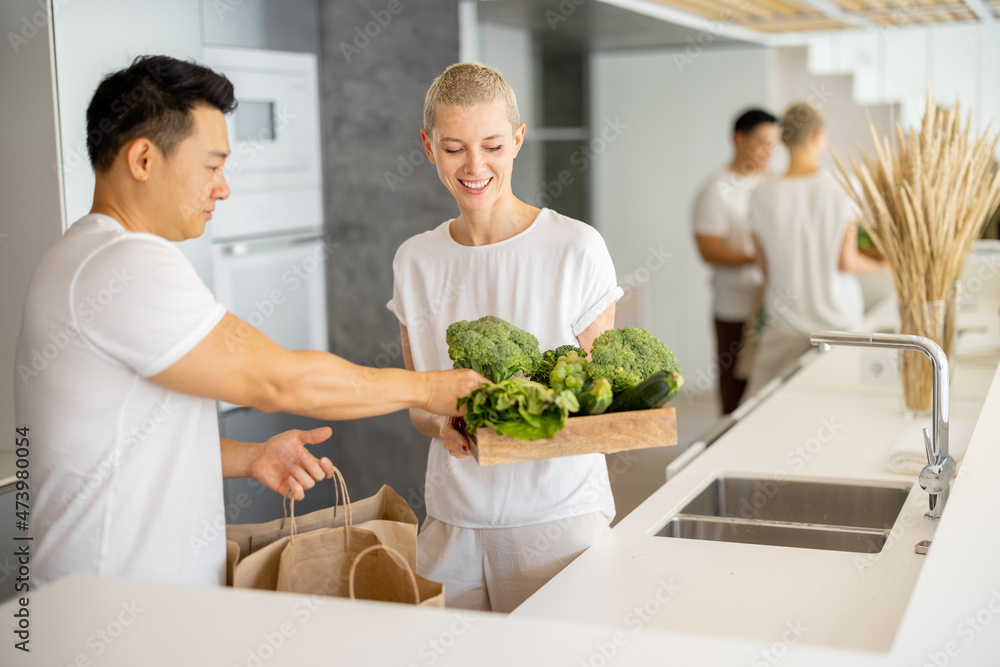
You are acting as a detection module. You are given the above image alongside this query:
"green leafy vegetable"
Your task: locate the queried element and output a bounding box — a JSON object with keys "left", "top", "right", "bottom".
{"left": 459, "top": 378, "right": 578, "bottom": 441}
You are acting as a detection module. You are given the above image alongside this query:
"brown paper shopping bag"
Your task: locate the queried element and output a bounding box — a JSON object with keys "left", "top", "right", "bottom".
{"left": 226, "top": 481, "right": 416, "bottom": 556}
{"left": 348, "top": 544, "right": 445, "bottom": 608}
{"left": 275, "top": 522, "right": 382, "bottom": 597}
{"left": 225, "top": 540, "right": 240, "bottom": 587}
{"left": 232, "top": 469, "right": 419, "bottom": 589}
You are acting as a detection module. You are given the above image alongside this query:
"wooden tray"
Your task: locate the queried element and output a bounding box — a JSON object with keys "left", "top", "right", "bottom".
{"left": 464, "top": 407, "right": 677, "bottom": 466}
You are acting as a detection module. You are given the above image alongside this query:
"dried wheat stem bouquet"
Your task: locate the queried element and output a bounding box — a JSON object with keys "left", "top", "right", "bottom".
{"left": 834, "top": 89, "right": 1000, "bottom": 410}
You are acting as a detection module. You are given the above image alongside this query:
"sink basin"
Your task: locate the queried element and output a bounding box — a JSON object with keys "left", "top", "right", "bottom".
{"left": 654, "top": 475, "right": 912, "bottom": 554}
{"left": 678, "top": 476, "right": 910, "bottom": 529}
{"left": 658, "top": 516, "right": 891, "bottom": 554}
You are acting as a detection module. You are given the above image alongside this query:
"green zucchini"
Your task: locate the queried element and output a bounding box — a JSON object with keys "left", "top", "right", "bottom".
{"left": 606, "top": 370, "right": 683, "bottom": 413}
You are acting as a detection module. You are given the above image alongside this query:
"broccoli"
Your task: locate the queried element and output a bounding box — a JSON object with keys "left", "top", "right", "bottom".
{"left": 586, "top": 327, "right": 682, "bottom": 392}
{"left": 531, "top": 345, "right": 588, "bottom": 385}
{"left": 446, "top": 316, "right": 542, "bottom": 383}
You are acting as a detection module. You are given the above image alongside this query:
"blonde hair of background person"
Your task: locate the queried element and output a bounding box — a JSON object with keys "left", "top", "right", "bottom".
{"left": 388, "top": 62, "right": 622, "bottom": 612}
{"left": 781, "top": 102, "right": 825, "bottom": 148}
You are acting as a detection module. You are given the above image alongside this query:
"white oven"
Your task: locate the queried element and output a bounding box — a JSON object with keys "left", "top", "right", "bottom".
{"left": 200, "top": 47, "right": 328, "bottom": 414}
{"left": 201, "top": 46, "right": 323, "bottom": 240}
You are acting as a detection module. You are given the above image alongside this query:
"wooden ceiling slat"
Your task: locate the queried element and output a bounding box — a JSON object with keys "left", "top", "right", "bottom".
{"left": 768, "top": 0, "right": 829, "bottom": 18}
{"left": 752, "top": 19, "right": 851, "bottom": 31}
{"left": 859, "top": 2, "right": 982, "bottom": 20}
{"left": 645, "top": 0, "right": 724, "bottom": 21}
{"left": 646, "top": 0, "right": 760, "bottom": 20}
{"left": 697, "top": 0, "right": 775, "bottom": 19}
{"left": 650, "top": 0, "right": 985, "bottom": 32}
{"left": 745, "top": 0, "right": 804, "bottom": 15}
{"left": 832, "top": 0, "right": 870, "bottom": 11}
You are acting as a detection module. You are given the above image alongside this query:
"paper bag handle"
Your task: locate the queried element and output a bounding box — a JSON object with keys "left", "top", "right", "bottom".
{"left": 287, "top": 466, "right": 353, "bottom": 549}
{"left": 347, "top": 544, "right": 420, "bottom": 605}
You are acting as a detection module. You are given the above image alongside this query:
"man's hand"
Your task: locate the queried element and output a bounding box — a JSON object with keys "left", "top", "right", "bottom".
{"left": 441, "top": 417, "right": 472, "bottom": 459}
{"left": 248, "top": 427, "right": 337, "bottom": 501}
{"left": 420, "top": 369, "right": 488, "bottom": 416}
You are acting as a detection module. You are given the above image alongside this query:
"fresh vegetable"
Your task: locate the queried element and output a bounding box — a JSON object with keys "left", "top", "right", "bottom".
{"left": 548, "top": 349, "right": 587, "bottom": 392}
{"left": 577, "top": 377, "right": 613, "bottom": 416}
{"left": 547, "top": 349, "right": 613, "bottom": 416}
{"left": 606, "top": 370, "right": 684, "bottom": 413}
{"left": 459, "top": 378, "right": 579, "bottom": 441}
{"left": 446, "top": 316, "right": 542, "bottom": 384}
{"left": 587, "top": 327, "right": 682, "bottom": 393}
{"left": 858, "top": 223, "right": 876, "bottom": 251}
{"left": 531, "top": 345, "right": 587, "bottom": 384}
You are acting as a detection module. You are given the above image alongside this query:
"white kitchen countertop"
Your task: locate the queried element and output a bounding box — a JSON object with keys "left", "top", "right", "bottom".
{"left": 512, "top": 262, "right": 1000, "bottom": 662}
{"left": 4, "top": 257, "right": 1000, "bottom": 665}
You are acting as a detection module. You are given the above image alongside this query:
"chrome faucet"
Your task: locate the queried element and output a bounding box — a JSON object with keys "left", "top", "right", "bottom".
{"left": 810, "top": 331, "right": 956, "bottom": 520}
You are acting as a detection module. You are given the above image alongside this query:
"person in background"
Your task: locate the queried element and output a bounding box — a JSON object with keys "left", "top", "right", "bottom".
{"left": 744, "top": 102, "right": 885, "bottom": 399}
{"left": 15, "top": 56, "right": 484, "bottom": 590}
{"left": 693, "top": 109, "right": 779, "bottom": 414}
{"left": 388, "top": 63, "right": 623, "bottom": 612}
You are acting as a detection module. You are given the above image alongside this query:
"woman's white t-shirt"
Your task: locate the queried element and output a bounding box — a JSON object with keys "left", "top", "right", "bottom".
{"left": 388, "top": 208, "right": 623, "bottom": 528}
{"left": 748, "top": 170, "right": 864, "bottom": 335}
{"left": 15, "top": 214, "right": 228, "bottom": 587}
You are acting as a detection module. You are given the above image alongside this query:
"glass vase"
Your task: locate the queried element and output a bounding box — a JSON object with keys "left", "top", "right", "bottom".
{"left": 899, "top": 282, "right": 957, "bottom": 416}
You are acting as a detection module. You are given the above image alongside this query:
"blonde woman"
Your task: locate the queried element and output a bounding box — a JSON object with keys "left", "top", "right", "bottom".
{"left": 388, "top": 63, "right": 623, "bottom": 612}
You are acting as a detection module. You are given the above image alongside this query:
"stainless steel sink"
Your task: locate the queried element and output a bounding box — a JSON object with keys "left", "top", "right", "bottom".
{"left": 679, "top": 476, "right": 910, "bottom": 529}
{"left": 655, "top": 476, "right": 912, "bottom": 554}
{"left": 658, "top": 516, "right": 891, "bottom": 554}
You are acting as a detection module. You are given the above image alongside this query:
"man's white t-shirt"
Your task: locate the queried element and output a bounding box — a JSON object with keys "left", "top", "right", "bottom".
{"left": 748, "top": 170, "right": 864, "bottom": 335}
{"left": 14, "top": 213, "right": 228, "bottom": 588}
{"left": 388, "top": 208, "right": 623, "bottom": 528}
{"left": 693, "top": 169, "right": 765, "bottom": 322}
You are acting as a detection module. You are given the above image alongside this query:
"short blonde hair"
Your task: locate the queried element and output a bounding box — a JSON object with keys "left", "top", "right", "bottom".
{"left": 423, "top": 62, "right": 520, "bottom": 134}
{"left": 781, "top": 102, "right": 824, "bottom": 146}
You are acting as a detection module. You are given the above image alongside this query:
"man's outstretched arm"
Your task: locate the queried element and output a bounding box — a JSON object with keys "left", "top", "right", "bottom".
{"left": 152, "top": 313, "right": 486, "bottom": 420}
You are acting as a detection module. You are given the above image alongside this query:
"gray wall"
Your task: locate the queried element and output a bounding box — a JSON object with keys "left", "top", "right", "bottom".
{"left": 319, "top": 0, "right": 460, "bottom": 520}
{"left": 0, "top": 0, "right": 65, "bottom": 448}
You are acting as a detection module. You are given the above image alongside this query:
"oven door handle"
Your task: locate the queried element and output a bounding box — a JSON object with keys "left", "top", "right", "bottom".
{"left": 218, "top": 232, "right": 324, "bottom": 256}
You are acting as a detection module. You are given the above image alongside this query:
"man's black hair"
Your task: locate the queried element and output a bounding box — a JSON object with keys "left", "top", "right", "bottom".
{"left": 86, "top": 55, "right": 237, "bottom": 173}
{"left": 733, "top": 108, "right": 778, "bottom": 135}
